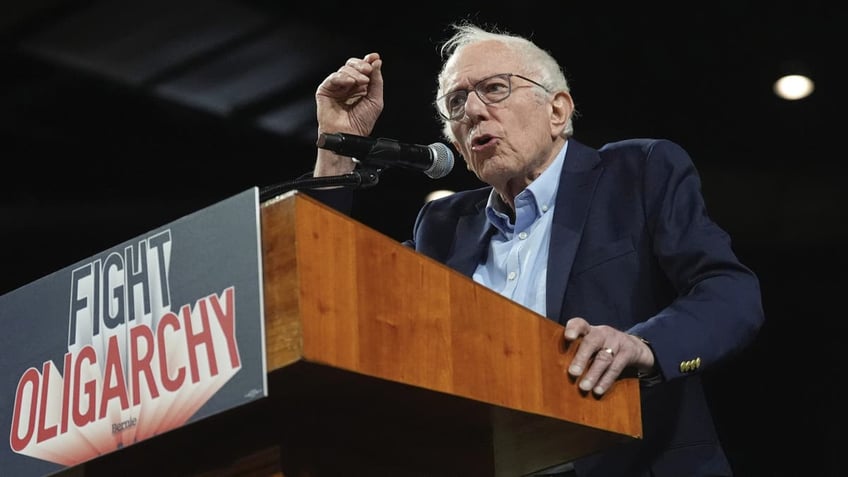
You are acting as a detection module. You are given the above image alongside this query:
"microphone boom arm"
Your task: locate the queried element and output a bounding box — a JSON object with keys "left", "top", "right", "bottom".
{"left": 259, "top": 166, "right": 381, "bottom": 202}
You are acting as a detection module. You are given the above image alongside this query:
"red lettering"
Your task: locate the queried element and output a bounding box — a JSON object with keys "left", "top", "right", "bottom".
{"left": 158, "top": 311, "right": 185, "bottom": 392}
{"left": 10, "top": 368, "right": 39, "bottom": 452}
{"left": 61, "top": 352, "right": 72, "bottom": 433}
{"left": 130, "top": 323, "right": 160, "bottom": 405}
{"left": 210, "top": 287, "right": 240, "bottom": 368}
{"left": 36, "top": 361, "right": 58, "bottom": 443}
{"left": 182, "top": 303, "right": 216, "bottom": 383}
{"left": 99, "top": 335, "right": 130, "bottom": 418}
{"left": 72, "top": 346, "right": 97, "bottom": 427}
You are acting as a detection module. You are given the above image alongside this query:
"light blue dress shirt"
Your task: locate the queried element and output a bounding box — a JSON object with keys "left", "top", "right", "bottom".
{"left": 472, "top": 141, "right": 569, "bottom": 317}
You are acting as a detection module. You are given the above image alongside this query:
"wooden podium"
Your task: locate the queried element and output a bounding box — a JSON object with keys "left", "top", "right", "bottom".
{"left": 63, "top": 191, "right": 641, "bottom": 477}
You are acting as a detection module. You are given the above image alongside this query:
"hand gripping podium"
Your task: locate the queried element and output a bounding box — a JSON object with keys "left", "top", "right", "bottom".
{"left": 68, "top": 191, "right": 641, "bottom": 477}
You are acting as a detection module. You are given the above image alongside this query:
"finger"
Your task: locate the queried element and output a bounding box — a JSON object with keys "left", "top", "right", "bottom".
{"left": 329, "top": 55, "right": 382, "bottom": 98}
{"left": 565, "top": 319, "right": 599, "bottom": 378}
{"left": 342, "top": 54, "right": 379, "bottom": 78}
{"left": 317, "top": 72, "right": 354, "bottom": 95}
{"left": 362, "top": 52, "right": 381, "bottom": 64}
{"left": 587, "top": 349, "right": 627, "bottom": 395}
{"left": 367, "top": 55, "right": 384, "bottom": 102}
{"left": 563, "top": 316, "right": 589, "bottom": 341}
{"left": 344, "top": 55, "right": 371, "bottom": 70}
{"left": 339, "top": 54, "right": 382, "bottom": 102}
{"left": 332, "top": 67, "right": 369, "bottom": 87}
{"left": 567, "top": 336, "right": 603, "bottom": 378}
{"left": 575, "top": 347, "right": 612, "bottom": 391}
{"left": 320, "top": 57, "right": 373, "bottom": 92}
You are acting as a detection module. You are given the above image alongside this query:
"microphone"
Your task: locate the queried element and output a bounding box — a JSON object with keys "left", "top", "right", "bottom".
{"left": 316, "top": 132, "right": 454, "bottom": 179}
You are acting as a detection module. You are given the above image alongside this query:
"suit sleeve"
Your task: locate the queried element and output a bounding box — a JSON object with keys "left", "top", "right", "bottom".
{"left": 627, "top": 140, "right": 764, "bottom": 381}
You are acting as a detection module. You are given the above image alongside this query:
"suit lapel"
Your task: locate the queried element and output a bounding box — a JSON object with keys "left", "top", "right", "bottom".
{"left": 439, "top": 140, "right": 603, "bottom": 320}
{"left": 445, "top": 198, "right": 494, "bottom": 277}
{"left": 546, "top": 141, "right": 603, "bottom": 323}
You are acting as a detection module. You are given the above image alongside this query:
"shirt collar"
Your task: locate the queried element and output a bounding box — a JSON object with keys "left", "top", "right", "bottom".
{"left": 485, "top": 140, "right": 569, "bottom": 235}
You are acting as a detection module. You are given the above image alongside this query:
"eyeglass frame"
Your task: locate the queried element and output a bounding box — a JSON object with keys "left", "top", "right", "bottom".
{"left": 435, "top": 73, "right": 551, "bottom": 121}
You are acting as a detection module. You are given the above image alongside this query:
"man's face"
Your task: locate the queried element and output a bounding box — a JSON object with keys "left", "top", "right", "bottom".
{"left": 440, "top": 41, "right": 564, "bottom": 195}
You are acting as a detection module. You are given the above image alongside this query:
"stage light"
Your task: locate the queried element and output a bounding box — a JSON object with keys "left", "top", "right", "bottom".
{"left": 773, "top": 74, "right": 814, "bottom": 100}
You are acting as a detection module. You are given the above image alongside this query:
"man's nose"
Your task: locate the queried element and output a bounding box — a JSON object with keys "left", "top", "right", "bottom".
{"left": 462, "top": 90, "right": 488, "bottom": 118}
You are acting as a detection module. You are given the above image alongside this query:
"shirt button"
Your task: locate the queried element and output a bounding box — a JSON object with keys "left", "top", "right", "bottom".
{"left": 541, "top": 204, "right": 549, "bottom": 212}
{"left": 507, "top": 271, "right": 517, "bottom": 280}
{"left": 518, "top": 232, "right": 528, "bottom": 240}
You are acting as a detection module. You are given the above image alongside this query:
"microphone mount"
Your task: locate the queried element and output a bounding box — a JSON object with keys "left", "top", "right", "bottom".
{"left": 259, "top": 166, "right": 381, "bottom": 202}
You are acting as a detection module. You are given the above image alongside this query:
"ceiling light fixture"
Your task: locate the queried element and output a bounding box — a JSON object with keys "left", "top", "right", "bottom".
{"left": 773, "top": 74, "right": 815, "bottom": 101}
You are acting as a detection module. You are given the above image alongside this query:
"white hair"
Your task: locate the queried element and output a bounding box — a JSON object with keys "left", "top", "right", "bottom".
{"left": 436, "top": 22, "right": 576, "bottom": 142}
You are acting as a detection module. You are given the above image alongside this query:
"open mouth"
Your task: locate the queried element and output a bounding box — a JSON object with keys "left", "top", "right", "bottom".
{"left": 472, "top": 134, "right": 496, "bottom": 149}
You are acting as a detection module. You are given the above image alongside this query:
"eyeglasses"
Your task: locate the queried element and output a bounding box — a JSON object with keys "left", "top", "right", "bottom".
{"left": 436, "top": 73, "right": 549, "bottom": 121}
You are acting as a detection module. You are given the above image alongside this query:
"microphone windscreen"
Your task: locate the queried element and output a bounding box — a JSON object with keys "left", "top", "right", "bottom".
{"left": 426, "top": 143, "right": 454, "bottom": 179}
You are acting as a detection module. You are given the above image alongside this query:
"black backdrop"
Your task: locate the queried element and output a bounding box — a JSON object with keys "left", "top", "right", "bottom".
{"left": 1, "top": 1, "right": 845, "bottom": 475}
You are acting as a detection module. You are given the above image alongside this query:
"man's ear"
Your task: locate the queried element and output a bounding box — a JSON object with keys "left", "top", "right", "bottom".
{"left": 550, "top": 91, "right": 574, "bottom": 136}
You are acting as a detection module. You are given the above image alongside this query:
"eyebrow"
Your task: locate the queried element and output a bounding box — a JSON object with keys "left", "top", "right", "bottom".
{"left": 445, "top": 73, "right": 500, "bottom": 94}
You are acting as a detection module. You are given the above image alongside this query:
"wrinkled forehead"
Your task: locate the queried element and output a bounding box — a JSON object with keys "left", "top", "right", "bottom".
{"left": 440, "top": 40, "right": 522, "bottom": 90}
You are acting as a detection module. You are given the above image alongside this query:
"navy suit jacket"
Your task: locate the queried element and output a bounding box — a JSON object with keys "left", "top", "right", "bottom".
{"left": 310, "top": 138, "right": 764, "bottom": 477}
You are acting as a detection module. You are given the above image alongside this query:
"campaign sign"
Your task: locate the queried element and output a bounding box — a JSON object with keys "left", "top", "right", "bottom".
{"left": 0, "top": 188, "right": 267, "bottom": 476}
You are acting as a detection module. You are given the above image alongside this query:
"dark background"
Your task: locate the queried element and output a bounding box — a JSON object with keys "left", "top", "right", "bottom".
{"left": 1, "top": 1, "right": 845, "bottom": 475}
